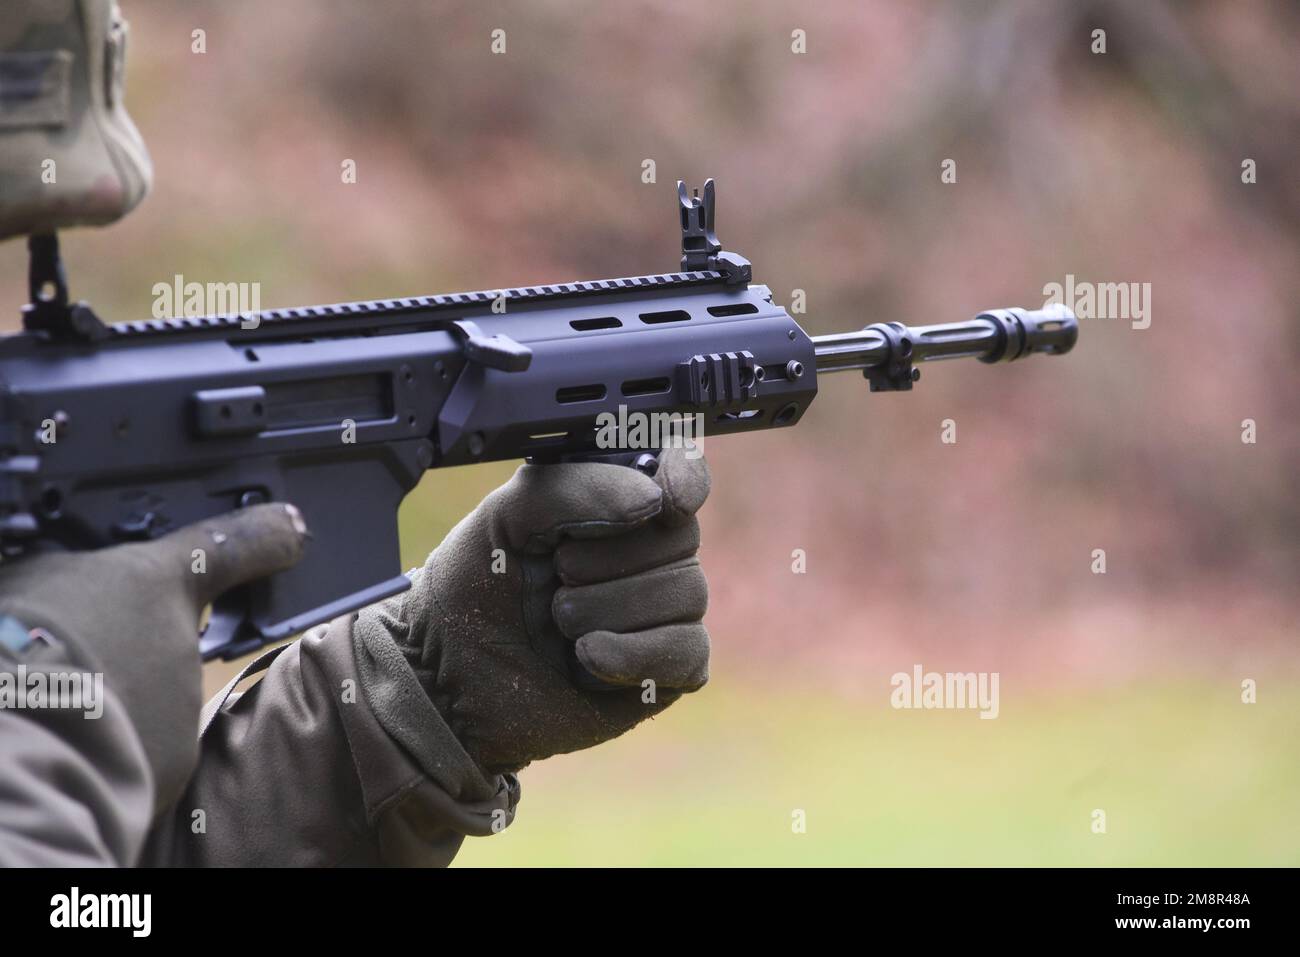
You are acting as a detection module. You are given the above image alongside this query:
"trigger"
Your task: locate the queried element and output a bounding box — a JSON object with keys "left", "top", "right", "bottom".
{"left": 199, "top": 590, "right": 265, "bottom": 661}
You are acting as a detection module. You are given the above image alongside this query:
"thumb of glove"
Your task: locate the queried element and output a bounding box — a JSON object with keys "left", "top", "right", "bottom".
{"left": 145, "top": 503, "right": 309, "bottom": 610}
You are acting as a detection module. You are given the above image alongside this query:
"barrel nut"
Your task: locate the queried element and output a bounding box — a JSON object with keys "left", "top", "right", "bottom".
{"left": 862, "top": 321, "right": 917, "bottom": 392}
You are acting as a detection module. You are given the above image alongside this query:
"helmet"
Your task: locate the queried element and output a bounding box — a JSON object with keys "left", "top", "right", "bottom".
{"left": 0, "top": 0, "right": 151, "bottom": 241}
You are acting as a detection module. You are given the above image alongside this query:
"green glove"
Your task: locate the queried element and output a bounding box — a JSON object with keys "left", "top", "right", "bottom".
{"left": 356, "top": 448, "right": 711, "bottom": 775}
{"left": 0, "top": 503, "right": 307, "bottom": 810}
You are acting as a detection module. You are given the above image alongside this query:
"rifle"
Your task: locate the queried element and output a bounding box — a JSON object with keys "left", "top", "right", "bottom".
{"left": 0, "top": 181, "right": 1077, "bottom": 661}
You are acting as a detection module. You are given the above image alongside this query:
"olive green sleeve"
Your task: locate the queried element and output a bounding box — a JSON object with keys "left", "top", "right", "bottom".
{"left": 0, "top": 636, "right": 153, "bottom": 867}
{"left": 141, "top": 614, "right": 519, "bottom": 867}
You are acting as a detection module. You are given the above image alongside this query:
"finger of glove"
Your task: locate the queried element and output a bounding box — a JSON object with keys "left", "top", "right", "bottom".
{"left": 652, "top": 447, "right": 711, "bottom": 528}
{"left": 555, "top": 517, "right": 700, "bottom": 586}
{"left": 553, "top": 557, "right": 707, "bottom": 640}
{"left": 144, "top": 503, "right": 309, "bottom": 607}
{"left": 492, "top": 462, "right": 664, "bottom": 552}
{"left": 574, "top": 621, "right": 710, "bottom": 691}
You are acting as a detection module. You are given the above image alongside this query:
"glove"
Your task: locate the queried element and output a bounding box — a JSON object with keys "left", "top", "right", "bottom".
{"left": 0, "top": 503, "right": 307, "bottom": 810}
{"left": 355, "top": 448, "right": 711, "bottom": 775}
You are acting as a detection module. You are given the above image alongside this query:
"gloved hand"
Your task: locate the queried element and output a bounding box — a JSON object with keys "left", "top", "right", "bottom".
{"left": 0, "top": 503, "right": 307, "bottom": 810}
{"left": 357, "top": 448, "right": 711, "bottom": 775}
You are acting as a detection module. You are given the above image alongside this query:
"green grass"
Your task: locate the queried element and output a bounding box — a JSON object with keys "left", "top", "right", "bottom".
{"left": 453, "top": 678, "right": 1300, "bottom": 866}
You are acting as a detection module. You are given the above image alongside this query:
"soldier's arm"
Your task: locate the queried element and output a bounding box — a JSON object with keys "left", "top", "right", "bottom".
{"left": 141, "top": 616, "right": 517, "bottom": 867}
{"left": 0, "top": 629, "right": 152, "bottom": 866}
{"left": 0, "top": 507, "right": 308, "bottom": 867}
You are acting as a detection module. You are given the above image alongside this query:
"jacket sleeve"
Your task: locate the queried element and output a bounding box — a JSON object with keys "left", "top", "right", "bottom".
{"left": 0, "top": 635, "right": 154, "bottom": 867}
{"left": 141, "top": 614, "right": 519, "bottom": 867}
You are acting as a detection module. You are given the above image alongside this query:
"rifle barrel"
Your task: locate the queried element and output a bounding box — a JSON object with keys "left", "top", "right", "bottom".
{"left": 812, "top": 306, "right": 1078, "bottom": 374}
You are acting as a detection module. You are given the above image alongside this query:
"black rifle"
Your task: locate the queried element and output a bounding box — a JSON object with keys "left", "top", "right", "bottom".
{"left": 0, "top": 181, "right": 1077, "bottom": 660}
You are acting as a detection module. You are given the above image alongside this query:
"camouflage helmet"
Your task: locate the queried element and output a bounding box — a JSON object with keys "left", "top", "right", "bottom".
{"left": 0, "top": 0, "right": 152, "bottom": 241}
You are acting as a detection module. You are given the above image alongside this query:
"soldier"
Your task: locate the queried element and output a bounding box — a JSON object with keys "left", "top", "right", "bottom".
{"left": 0, "top": 1, "right": 711, "bottom": 866}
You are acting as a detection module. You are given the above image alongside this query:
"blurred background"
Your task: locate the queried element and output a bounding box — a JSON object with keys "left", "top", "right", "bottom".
{"left": 2, "top": 0, "right": 1296, "bottom": 864}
